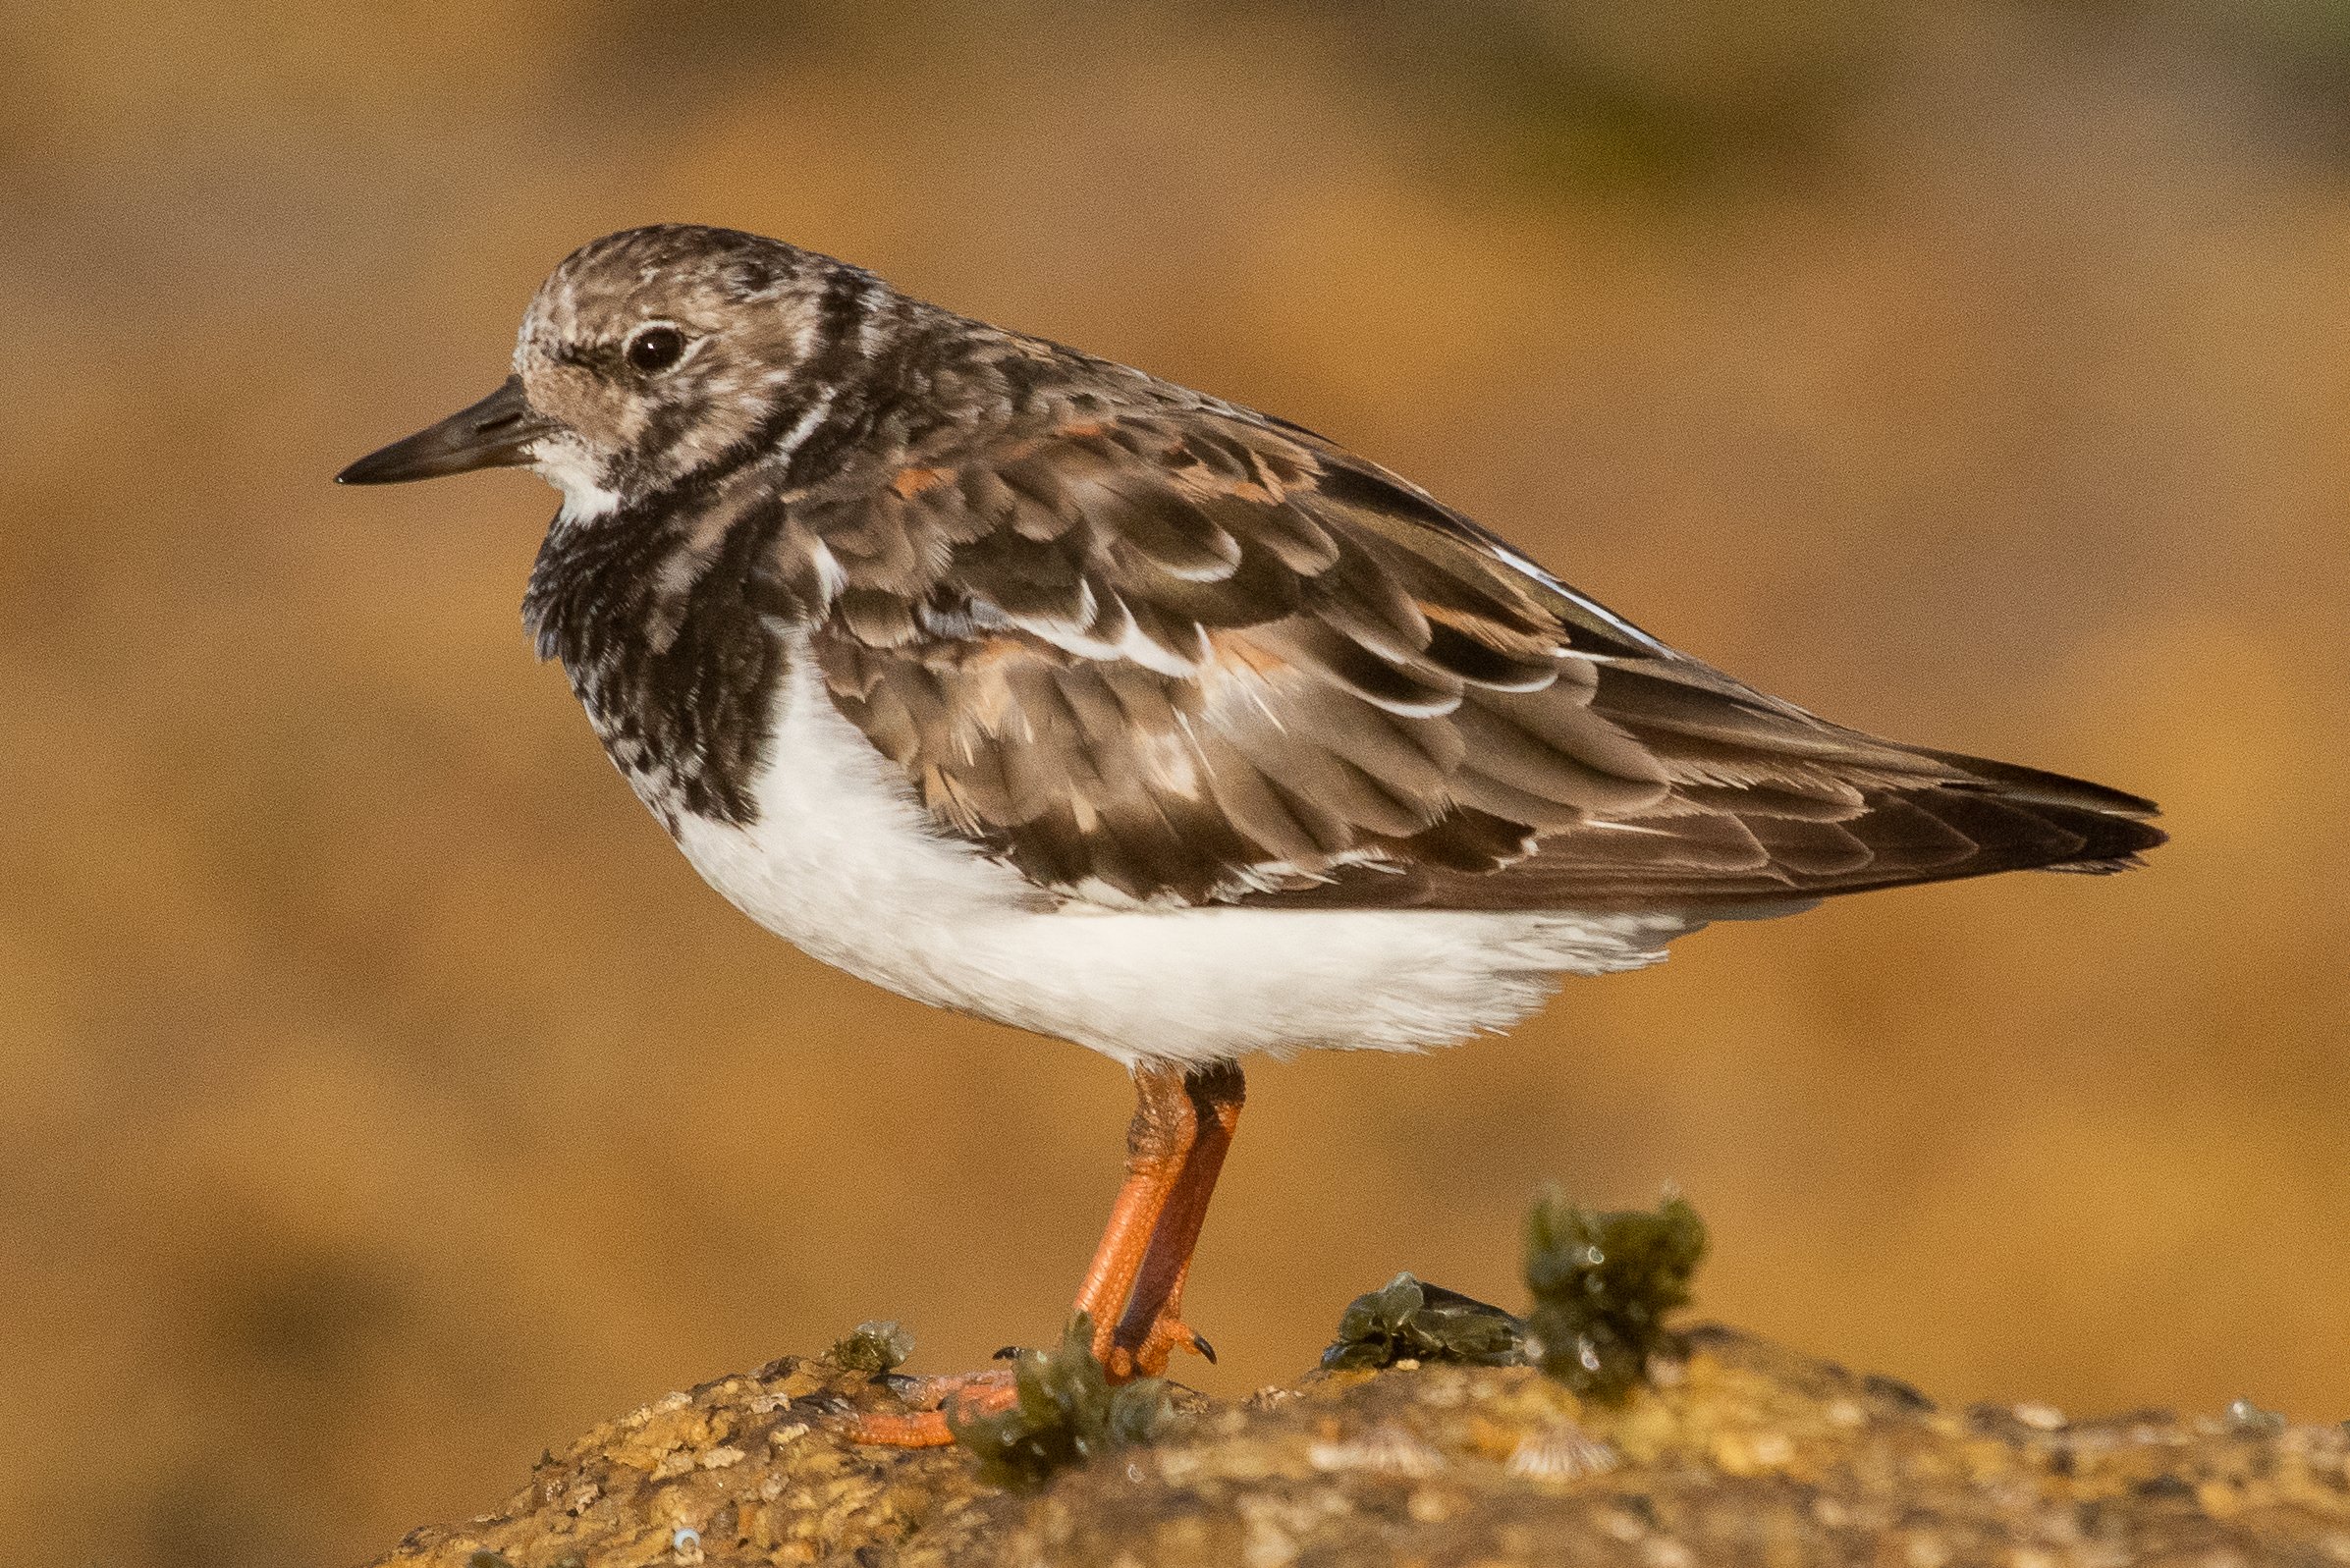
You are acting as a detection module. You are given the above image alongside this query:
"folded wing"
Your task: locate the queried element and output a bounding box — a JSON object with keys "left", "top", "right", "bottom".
{"left": 787, "top": 404, "right": 2162, "bottom": 912}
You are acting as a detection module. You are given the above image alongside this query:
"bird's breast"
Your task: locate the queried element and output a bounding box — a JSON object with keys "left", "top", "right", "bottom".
{"left": 534, "top": 511, "right": 799, "bottom": 831}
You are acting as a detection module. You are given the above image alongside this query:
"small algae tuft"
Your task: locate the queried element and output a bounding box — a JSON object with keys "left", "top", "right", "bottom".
{"left": 1320, "top": 1271, "right": 1528, "bottom": 1371}
{"left": 1523, "top": 1186, "right": 1707, "bottom": 1401}
{"left": 829, "top": 1319, "right": 913, "bottom": 1377}
{"left": 949, "top": 1313, "right": 1172, "bottom": 1488}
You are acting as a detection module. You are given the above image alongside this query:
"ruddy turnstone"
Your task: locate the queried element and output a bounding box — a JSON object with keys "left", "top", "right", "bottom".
{"left": 339, "top": 224, "right": 2163, "bottom": 1443}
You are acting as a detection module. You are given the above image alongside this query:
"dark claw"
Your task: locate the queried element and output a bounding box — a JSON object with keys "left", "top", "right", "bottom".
{"left": 992, "top": 1344, "right": 1022, "bottom": 1362}
{"left": 1191, "top": 1331, "right": 1218, "bottom": 1365}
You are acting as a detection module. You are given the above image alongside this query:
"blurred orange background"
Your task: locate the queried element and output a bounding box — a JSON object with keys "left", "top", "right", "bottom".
{"left": 5, "top": 3, "right": 2349, "bottom": 1564}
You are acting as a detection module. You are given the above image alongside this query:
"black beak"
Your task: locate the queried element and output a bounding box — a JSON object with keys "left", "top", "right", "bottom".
{"left": 335, "top": 375, "right": 558, "bottom": 485}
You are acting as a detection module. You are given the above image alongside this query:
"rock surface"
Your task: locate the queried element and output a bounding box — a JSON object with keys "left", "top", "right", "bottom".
{"left": 372, "top": 1327, "right": 2350, "bottom": 1567}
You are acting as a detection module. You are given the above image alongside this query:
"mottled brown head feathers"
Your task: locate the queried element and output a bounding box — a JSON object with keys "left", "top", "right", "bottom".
{"left": 516, "top": 225, "right": 895, "bottom": 506}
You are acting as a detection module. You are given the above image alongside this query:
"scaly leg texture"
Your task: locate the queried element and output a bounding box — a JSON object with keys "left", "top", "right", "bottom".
{"left": 1108, "top": 1063, "right": 1242, "bottom": 1379}
{"left": 847, "top": 1062, "right": 1245, "bottom": 1446}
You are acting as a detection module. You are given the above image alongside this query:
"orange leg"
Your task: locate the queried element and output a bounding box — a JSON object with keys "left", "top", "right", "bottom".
{"left": 1074, "top": 1066, "right": 1201, "bottom": 1363}
{"left": 847, "top": 1062, "right": 1246, "bottom": 1445}
{"left": 1109, "top": 1064, "right": 1243, "bottom": 1378}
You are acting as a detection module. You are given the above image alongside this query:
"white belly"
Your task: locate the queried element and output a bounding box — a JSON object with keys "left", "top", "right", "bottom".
{"left": 667, "top": 642, "right": 1690, "bottom": 1068}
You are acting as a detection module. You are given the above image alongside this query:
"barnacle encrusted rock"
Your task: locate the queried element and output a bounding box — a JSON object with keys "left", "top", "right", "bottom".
{"left": 366, "top": 1326, "right": 2350, "bottom": 1567}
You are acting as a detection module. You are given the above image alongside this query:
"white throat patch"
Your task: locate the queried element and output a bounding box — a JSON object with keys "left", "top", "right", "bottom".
{"left": 532, "top": 435, "right": 621, "bottom": 520}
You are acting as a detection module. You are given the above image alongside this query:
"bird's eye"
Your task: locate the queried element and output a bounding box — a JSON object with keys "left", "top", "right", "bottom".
{"left": 624, "top": 324, "right": 687, "bottom": 374}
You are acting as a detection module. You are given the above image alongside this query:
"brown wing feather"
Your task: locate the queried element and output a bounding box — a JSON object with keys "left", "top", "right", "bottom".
{"left": 794, "top": 403, "right": 2163, "bottom": 910}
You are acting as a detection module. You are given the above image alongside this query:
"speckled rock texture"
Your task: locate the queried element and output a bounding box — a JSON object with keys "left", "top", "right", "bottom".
{"left": 372, "top": 1326, "right": 2350, "bottom": 1567}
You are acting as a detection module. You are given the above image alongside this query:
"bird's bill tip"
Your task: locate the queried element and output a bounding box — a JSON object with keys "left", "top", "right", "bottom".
{"left": 335, "top": 375, "right": 555, "bottom": 486}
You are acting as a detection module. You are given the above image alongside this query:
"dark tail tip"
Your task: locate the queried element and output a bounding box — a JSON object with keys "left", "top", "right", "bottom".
{"left": 1921, "top": 747, "right": 2167, "bottom": 874}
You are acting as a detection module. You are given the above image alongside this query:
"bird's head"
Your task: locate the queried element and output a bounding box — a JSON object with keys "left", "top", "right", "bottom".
{"left": 337, "top": 225, "right": 873, "bottom": 514}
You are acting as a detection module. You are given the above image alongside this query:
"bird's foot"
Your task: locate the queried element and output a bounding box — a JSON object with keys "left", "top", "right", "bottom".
{"left": 844, "top": 1367, "right": 1017, "bottom": 1448}
{"left": 850, "top": 1063, "right": 1240, "bottom": 1450}
{"left": 846, "top": 1313, "right": 1213, "bottom": 1448}
{"left": 1098, "top": 1310, "right": 1215, "bottom": 1381}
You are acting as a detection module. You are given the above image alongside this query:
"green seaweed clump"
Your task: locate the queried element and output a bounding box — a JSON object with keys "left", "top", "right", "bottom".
{"left": 829, "top": 1319, "right": 913, "bottom": 1377}
{"left": 1321, "top": 1271, "right": 1529, "bottom": 1371}
{"left": 948, "top": 1313, "right": 1172, "bottom": 1488}
{"left": 1523, "top": 1186, "right": 1707, "bottom": 1402}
